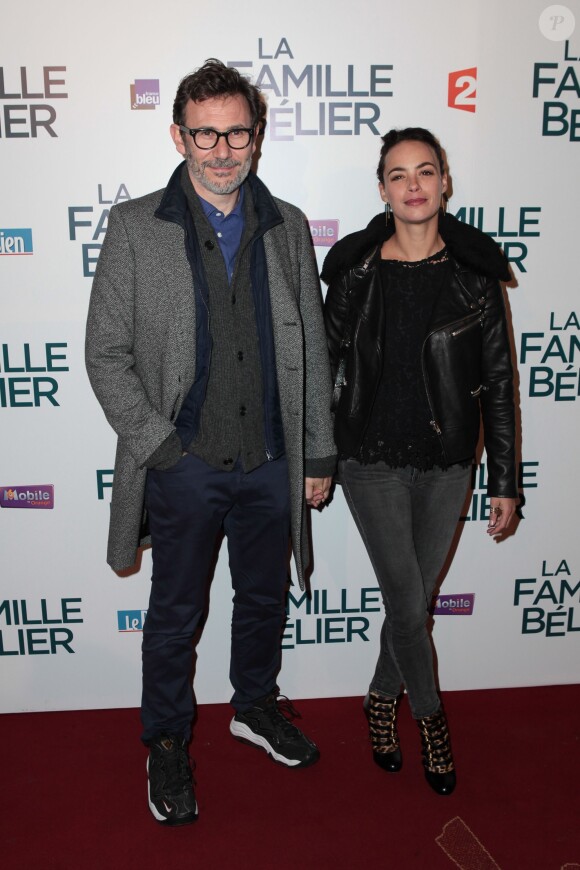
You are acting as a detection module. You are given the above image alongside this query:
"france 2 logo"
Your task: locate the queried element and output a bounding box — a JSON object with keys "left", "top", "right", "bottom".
{"left": 448, "top": 67, "right": 477, "bottom": 113}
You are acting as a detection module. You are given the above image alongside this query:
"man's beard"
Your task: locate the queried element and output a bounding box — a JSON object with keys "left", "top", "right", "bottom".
{"left": 187, "top": 153, "right": 252, "bottom": 196}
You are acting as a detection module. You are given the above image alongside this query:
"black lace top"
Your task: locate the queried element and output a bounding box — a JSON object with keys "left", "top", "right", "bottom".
{"left": 358, "top": 249, "right": 451, "bottom": 470}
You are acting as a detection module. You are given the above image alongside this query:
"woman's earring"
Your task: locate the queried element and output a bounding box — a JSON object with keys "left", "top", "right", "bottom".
{"left": 385, "top": 201, "right": 392, "bottom": 224}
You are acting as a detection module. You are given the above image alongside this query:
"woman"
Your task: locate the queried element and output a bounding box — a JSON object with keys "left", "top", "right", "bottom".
{"left": 322, "top": 128, "right": 517, "bottom": 795}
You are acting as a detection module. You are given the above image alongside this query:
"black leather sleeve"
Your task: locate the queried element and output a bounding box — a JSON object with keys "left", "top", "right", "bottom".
{"left": 323, "top": 271, "right": 350, "bottom": 383}
{"left": 479, "top": 277, "right": 517, "bottom": 498}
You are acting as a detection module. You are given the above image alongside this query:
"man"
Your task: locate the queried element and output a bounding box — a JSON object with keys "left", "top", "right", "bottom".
{"left": 85, "top": 59, "right": 335, "bottom": 827}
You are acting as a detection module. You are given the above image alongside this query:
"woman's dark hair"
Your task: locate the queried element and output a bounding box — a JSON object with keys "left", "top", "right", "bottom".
{"left": 173, "top": 58, "right": 266, "bottom": 131}
{"left": 377, "top": 127, "right": 445, "bottom": 182}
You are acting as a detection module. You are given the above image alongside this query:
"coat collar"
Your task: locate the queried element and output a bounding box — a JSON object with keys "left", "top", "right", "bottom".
{"left": 321, "top": 211, "right": 511, "bottom": 284}
{"left": 154, "top": 161, "right": 283, "bottom": 235}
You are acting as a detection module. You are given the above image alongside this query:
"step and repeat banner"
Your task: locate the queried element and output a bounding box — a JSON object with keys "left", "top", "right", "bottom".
{"left": 1, "top": 1, "right": 579, "bottom": 712}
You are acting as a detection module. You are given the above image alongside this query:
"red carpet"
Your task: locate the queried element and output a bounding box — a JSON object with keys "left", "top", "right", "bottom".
{"left": 2, "top": 686, "right": 579, "bottom": 869}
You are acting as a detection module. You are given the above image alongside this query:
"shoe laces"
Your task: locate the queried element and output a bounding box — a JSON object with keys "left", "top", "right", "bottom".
{"left": 156, "top": 735, "right": 193, "bottom": 791}
{"left": 262, "top": 694, "right": 302, "bottom": 738}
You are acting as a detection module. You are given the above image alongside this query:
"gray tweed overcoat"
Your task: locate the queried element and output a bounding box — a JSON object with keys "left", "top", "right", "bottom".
{"left": 85, "top": 172, "right": 335, "bottom": 588}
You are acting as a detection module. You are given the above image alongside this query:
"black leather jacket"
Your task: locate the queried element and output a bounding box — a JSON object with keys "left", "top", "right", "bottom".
{"left": 322, "top": 212, "right": 517, "bottom": 498}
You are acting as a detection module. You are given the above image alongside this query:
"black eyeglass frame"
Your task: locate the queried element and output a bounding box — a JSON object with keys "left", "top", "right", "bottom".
{"left": 177, "top": 125, "right": 255, "bottom": 150}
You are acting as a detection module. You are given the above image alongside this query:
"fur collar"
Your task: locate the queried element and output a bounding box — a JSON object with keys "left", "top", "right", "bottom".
{"left": 321, "top": 211, "right": 511, "bottom": 284}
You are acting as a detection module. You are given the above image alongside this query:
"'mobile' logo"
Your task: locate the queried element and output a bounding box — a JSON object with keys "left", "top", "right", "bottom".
{"left": 433, "top": 593, "right": 475, "bottom": 615}
{"left": 448, "top": 68, "right": 477, "bottom": 113}
{"left": 0, "top": 229, "right": 33, "bottom": 255}
{"left": 1, "top": 485, "right": 54, "bottom": 509}
{"left": 130, "top": 79, "right": 160, "bottom": 110}
{"left": 117, "top": 609, "right": 147, "bottom": 631}
{"left": 309, "top": 219, "right": 339, "bottom": 247}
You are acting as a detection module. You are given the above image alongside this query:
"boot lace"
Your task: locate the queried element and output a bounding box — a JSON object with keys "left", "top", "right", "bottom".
{"left": 368, "top": 691, "right": 400, "bottom": 754}
{"left": 418, "top": 711, "right": 454, "bottom": 773}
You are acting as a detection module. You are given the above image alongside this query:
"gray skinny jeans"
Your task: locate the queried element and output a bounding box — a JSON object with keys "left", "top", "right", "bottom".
{"left": 340, "top": 459, "right": 470, "bottom": 719}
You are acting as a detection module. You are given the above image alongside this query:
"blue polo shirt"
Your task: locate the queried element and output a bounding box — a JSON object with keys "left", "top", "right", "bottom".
{"left": 198, "top": 185, "right": 245, "bottom": 283}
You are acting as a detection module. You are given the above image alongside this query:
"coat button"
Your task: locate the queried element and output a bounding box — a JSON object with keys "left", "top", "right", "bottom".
{"left": 223, "top": 457, "right": 233, "bottom": 466}
{"left": 239, "top": 406, "right": 246, "bottom": 416}
{"left": 237, "top": 351, "right": 244, "bottom": 361}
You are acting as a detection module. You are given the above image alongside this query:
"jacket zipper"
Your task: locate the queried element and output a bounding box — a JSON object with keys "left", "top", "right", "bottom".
{"left": 421, "top": 308, "right": 484, "bottom": 435}
{"left": 450, "top": 312, "right": 483, "bottom": 337}
{"left": 421, "top": 330, "right": 442, "bottom": 438}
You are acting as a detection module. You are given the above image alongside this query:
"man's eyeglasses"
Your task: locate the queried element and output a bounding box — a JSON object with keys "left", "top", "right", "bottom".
{"left": 178, "top": 125, "right": 255, "bottom": 150}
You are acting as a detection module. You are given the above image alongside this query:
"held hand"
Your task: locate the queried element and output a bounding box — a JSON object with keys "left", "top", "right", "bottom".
{"left": 305, "top": 476, "right": 332, "bottom": 508}
{"left": 487, "top": 497, "right": 517, "bottom": 537}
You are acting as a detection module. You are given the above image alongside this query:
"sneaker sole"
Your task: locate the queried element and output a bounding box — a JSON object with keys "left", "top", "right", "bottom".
{"left": 146, "top": 758, "right": 198, "bottom": 826}
{"left": 229, "top": 719, "right": 320, "bottom": 768}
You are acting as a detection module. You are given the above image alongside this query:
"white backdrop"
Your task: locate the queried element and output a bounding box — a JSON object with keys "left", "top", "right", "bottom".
{"left": 1, "top": 0, "right": 579, "bottom": 713}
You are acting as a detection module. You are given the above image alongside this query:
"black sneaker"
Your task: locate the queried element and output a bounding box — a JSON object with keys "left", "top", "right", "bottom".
{"left": 147, "top": 734, "right": 198, "bottom": 826}
{"left": 230, "top": 694, "right": 320, "bottom": 768}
